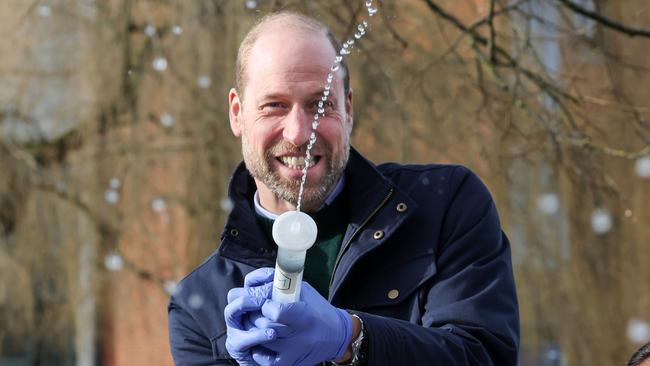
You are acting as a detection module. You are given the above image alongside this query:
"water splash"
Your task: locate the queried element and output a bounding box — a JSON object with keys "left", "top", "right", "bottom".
{"left": 295, "top": 1, "right": 377, "bottom": 211}
{"left": 188, "top": 293, "right": 204, "bottom": 309}
{"left": 160, "top": 113, "right": 175, "bottom": 127}
{"left": 197, "top": 75, "right": 212, "bottom": 88}
{"left": 104, "top": 252, "right": 124, "bottom": 271}
{"left": 172, "top": 25, "right": 183, "bottom": 36}
{"left": 144, "top": 24, "right": 157, "bottom": 37}
{"left": 153, "top": 57, "right": 168, "bottom": 71}
{"left": 37, "top": 4, "right": 52, "bottom": 17}
{"left": 635, "top": 155, "right": 650, "bottom": 178}
{"left": 627, "top": 318, "right": 650, "bottom": 344}
{"left": 591, "top": 208, "right": 612, "bottom": 235}
{"left": 537, "top": 193, "right": 559, "bottom": 215}
{"left": 164, "top": 280, "right": 180, "bottom": 295}
{"left": 105, "top": 189, "right": 120, "bottom": 205}
{"left": 151, "top": 197, "right": 167, "bottom": 213}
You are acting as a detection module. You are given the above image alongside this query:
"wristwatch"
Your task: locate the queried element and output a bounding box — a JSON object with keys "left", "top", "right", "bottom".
{"left": 332, "top": 313, "right": 366, "bottom": 366}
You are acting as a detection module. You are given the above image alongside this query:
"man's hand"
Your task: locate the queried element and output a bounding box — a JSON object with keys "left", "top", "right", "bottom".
{"left": 251, "top": 282, "right": 353, "bottom": 366}
{"left": 224, "top": 268, "right": 277, "bottom": 365}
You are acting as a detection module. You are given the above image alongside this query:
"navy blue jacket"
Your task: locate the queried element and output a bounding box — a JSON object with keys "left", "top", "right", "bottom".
{"left": 168, "top": 148, "right": 519, "bottom": 365}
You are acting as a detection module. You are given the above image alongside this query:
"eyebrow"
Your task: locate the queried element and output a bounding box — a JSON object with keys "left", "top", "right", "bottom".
{"left": 257, "top": 89, "right": 336, "bottom": 104}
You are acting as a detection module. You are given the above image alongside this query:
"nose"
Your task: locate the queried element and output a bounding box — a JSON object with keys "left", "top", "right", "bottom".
{"left": 282, "top": 106, "right": 311, "bottom": 147}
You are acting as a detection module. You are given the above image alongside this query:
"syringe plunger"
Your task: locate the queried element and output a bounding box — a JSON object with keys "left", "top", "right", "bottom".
{"left": 271, "top": 211, "right": 317, "bottom": 303}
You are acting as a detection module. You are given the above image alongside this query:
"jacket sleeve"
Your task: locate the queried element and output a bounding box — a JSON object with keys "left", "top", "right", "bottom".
{"left": 358, "top": 166, "right": 519, "bottom": 365}
{"left": 168, "top": 297, "right": 236, "bottom": 366}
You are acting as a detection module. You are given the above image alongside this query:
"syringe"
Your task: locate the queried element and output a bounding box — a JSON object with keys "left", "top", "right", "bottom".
{"left": 271, "top": 211, "right": 317, "bottom": 303}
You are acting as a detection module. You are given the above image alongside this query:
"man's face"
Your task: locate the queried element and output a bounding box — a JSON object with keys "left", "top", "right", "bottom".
{"left": 229, "top": 27, "right": 353, "bottom": 213}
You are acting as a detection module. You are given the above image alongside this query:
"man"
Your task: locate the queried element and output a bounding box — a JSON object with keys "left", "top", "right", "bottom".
{"left": 168, "top": 11, "right": 519, "bottom": 366}
{"left": 629, "top": 342, "right": 650, "bottom": 366}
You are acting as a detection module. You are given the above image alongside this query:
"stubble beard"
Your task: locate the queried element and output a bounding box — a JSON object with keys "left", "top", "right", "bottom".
{"left": 242, "top": 135, "right": 349, "bottom": 212}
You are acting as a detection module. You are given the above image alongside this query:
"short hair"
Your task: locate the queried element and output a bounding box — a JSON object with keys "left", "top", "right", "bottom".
{"left": 234, "top": 11, "right": 350, "bottom": 98}
{"left": 628, "top": 342, "right": 650, "bottom": 366}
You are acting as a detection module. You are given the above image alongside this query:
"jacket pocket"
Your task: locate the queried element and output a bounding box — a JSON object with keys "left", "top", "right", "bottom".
{"left": 210, "top": 331, "right": 236, "bottom": 362}
{"left": 350, "top": 250, "right": 437, "bottom": 309}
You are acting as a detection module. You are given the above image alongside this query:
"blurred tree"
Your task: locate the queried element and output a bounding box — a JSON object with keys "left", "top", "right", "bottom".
{"left": 0, "top": 0, "right": 648, "bottom": 365}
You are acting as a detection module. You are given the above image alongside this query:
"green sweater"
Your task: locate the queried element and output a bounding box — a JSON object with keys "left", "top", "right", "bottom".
{"left": 255, "top": 192, "right": 348, "bottom": 298}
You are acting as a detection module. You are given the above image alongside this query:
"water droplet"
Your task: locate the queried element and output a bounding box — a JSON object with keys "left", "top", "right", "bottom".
{"left": 160, "top": 113, "right": 175, "bottom": 127}
{"left": 340, "top": 49, "right": 350, "bottom": 55}
{"left": 326, "top": 73, "right": 333, "bottom": 82}
{"left": 151, "top": 197, "right": 167, "bottom": 213}
{"left": 318, "top": 101, "right": 324, "bottom": 108}
{"left": 104, "top": 253, "right": 124, "bottom": 271}
{"left": 313, "top": 114, "right": 319, "bottom": 120}
{"left": 347, "top": 40, "right": 355, "bottom": 46}
{"left": 105, "top": 190, "right": 120, "bottom": 204}
{"left": 324, "top": 84, "right": 331, "bottom": 91}
{"left": 368, "top": 7, "right": 378, "bottom": 16}
{"left": 188, "top": 293, "right": 204, "bottom": 309}
{"left": 354, "top": 33, "right": 362, "bottom": 39}
{"left": 358, "top": 25, "right": 365, "bottom": 32}
{"left": 153, "top": 57, "right": 168, "bottom": 71}
{"left": 171, "top": 25, "right": 183, "bottom": 35}
{"left": 37, "top": 4, "right": 52, "bottom": 17}
{"left": 635, "top": 156, "right": 650, "bottom": 178}
{"left": 245, "top": 0, "right": 258, "bottom": 9}
{"left": 335, "top": 55, "right": 343, "bottom": 63}
{"left": 627, "top": 318, "right": 650, "bottom": 344}
{"left": 197, "top": 75, "right": 212, "bottom": 88}
{"left": 537, "top": 193, "right": 559, "bottom": 215}
{"left": 363, "top": 21, "right": 368, "bottom": 27}
{"left": 366, "top": 1, "right": 372, "bottom": 7}
{"left": 109, "top": 177, "right": 121, "bottom": 189}
{"left": 318, "top": 107, "right": 325, "bottom": 114}
{"left": 164, "top": 280, "right": 179, "bottom": 295}
{"left": 312, "top": 121, "right": 319, "bottom": 130}
{"left": 546, "top": 348, "right": 560, "bottom": 361}
{"left": 144, "top": 24, "right": 156, "bottom": 37}
{"left": 220, "top": 197, "right": 234, "bottom": 212}
{"left": 591, "top": 208, "right": 612, "bottom": 234}
{"left": 331, "top": 64, "right": 340, "bottom": 71}
{"left": 323, "top": 90, "right": 330, "bottom": 97}
{"left": 321, "top": 96, "right": 327, "bottom": 101}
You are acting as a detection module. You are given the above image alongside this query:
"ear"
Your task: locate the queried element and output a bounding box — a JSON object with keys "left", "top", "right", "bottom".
{"left": 229, "top": 88, "right": 243, "bottom": 137}
{"left": 345, "top": 88, "right": 354, "bottom": 130}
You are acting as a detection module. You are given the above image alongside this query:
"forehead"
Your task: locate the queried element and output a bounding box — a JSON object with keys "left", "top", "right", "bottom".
{"left": 245, "top": 28, "right": 342, "bottom": 96}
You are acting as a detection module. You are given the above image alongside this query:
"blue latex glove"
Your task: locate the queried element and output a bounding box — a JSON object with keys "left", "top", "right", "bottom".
{"left": 251, "top": 282, "right": 353, "bottom": 366}
{"left": 224, "top": 268, "right": 277, "bottom": 365}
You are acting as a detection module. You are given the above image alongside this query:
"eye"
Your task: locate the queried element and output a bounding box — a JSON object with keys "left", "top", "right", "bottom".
{"left": 311, "top": 100, "right": 334, "bottom": 112}
{"left": 261, "top": 101, "right": 287, "bottom": 112}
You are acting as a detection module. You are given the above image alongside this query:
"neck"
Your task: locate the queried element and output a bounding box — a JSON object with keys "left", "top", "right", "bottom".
{"left": 256, "top": 186, "right": 298, "bottom": 214}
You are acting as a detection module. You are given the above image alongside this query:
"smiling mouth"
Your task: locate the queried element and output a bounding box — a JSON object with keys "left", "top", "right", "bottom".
{"left": 277, "top": 155, "right": 321, "bottom": 170}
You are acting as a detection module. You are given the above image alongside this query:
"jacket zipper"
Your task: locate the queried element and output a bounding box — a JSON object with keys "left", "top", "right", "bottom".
{"left": 328, "top": 187, "right": 394, "bottom": 292}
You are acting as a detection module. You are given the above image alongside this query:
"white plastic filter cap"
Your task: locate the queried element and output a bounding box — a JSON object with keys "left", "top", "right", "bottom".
{"left": 272, "top": 211, "right": 317, "bottom": 252}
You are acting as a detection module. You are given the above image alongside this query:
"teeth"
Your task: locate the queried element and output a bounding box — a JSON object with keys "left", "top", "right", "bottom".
{"left": 279, "top": 156, "right": 316, "bottom": 170}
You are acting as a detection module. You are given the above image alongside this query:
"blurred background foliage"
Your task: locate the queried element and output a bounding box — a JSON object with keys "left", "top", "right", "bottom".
{"left": 0, "top": 0, "right": 648, "bottom": 365}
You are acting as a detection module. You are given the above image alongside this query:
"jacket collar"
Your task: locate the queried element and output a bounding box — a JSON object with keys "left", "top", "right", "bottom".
{"left": 217, "top": 147, "right": 404, "bottom": 267}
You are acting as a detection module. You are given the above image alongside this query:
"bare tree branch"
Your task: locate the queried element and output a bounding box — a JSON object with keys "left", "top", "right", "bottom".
{"left": 557, "top": 0, "right": 650, "bottom": 38}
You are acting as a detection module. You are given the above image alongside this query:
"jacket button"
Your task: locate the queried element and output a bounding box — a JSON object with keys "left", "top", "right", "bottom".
{"left": 396, "top": 203, "right": 408, "bottom": 213}
{"left": 230, "top": 228, "right": 239, "bottom": 237}
{"left": 387, "top": 289, "right": 399, "bottom": 300}
{"left": 373, "top": 230, "right": 384, "bottom": 240}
